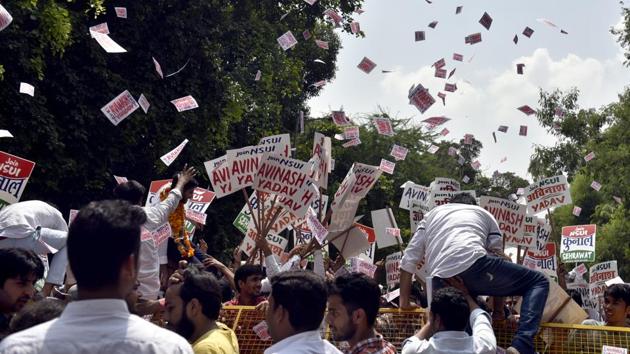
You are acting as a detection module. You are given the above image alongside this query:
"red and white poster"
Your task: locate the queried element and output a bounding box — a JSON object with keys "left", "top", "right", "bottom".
{"left": 385, "top": 251, "right": 403, "bottom": 288}
{"left": 525, "top": 175, "right": 572, "bottom": 214}
{"left": 0, "top": 151, "right": 36, "bottom": 209}
{"left": 589, "top": 261, "right": 618, "bottom": 300}
{"left": 357, "top": 57, "right": 377, "bottom": 74}
{"left": 100, "top": 90, "right": 139, "bottom": 126}
{"left": 277, "top": 31, "right": 298, "bottom": 51}
{"left": 390, "top": 144, "right": 408, "bottom": 161}
{"left": 379, "top": 159, "right": 395, "bottom": 175}
{"left": 160, "top": 139, "right": 189, "bottom": 166}
{"left": 373, "top": 117, "right": 394, "bottom": 136}
{"left": 170, "top": 96, "right": 198, "bottom": 112}
{"left": 145, "top": 179, "right": 172, "bottom": 207}
{"left": 0, "top": 4, "right": 14, "bottom": 31}
{"left": 523, "top": 242, "right": 557, "bottom": 281}
{"left": 480, "top": 196, "right": 526, "bottom": 247}
{"left": 331, "top": 111, "right": 351, "bottom": 126}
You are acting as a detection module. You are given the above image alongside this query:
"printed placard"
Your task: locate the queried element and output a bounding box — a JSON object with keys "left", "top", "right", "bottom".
{"left": 379, "top": 159, "right": 395, "bottom": 175}
{"left": 521, "top": 215, "right": 544, "bottom": 249}
{"left": 0, "top": 151, "right": 36, "bottom": 208}
{"left": 185, "top": 209, "right": 207, "bottom": 225}
{"left": 523, "top": 242, "right": 557, "bottom": 280}
{"left": 312, "top": 132, "right": 332, "bottom": 189}
{"left": 331, "top": 111, "right": 351, "bottom": 126}
{"left": 306, "top": 207, "right": 328, "bottom": 244}
{"left": 589, "top": 261, "right": 618, "bottom": 300}
{"left": 371, "top": 208, "right": 402, "bottom": 249}
{"left": 357, "top": 57, "right": 377, "bottom": 74}
{"left": 145, "top": 179, "right": 172, "bottom": 207}
{"left": 253, "top": 321, "right": 272, "bottom": 341}
{"left": 19, "top": 83, "right": 35, "bottom": 97}
{"left": 390, "top": 145, "right": 408, "bottom": 161}
{"left": 385, "top": 252, "right": 403, "bottom": 288}
{"left": 114, "top": 7, "right": 127, "bottom": 18}
{"left": 343, "top": 126, "right": 360, "bottom": 140}
{"left": 409, "top": 85, "right": 435, "bottom": 113}
{"left": 350, "top": 257, "right": 377, "bottom": 277}
{"left": 100, "top": 90, "right": 139, "bottom": 125}
{"left": 480, "top": 196, "right": 526, "bottom": 246}
{"left": 560, "top": 225, "right": 596, "bottom": 263}
{"left": 602, "top": 346, "right": 628, "bottom": 354}
{"left": 423, "top": 117, "right": 451, "bottom": 129}
{"left": 160, "top": 139, "right": 189, "bottom": 166}
{"left": 89, "top": 22, "right": 109, "bottom": 37}
{"left": 240, "top": 228, "right": 288, "bottom": 261}
{"left": 170, "top": 95, "right": 198, "bottom": 112}
{"left": 153, "top": 223, "right": 172, "bottom": 247}
{"left": 68, "top": 209, "right": 79, "bottom": 226}
{"left": 185, "top": 187, "right": 216, "bottom": 214}
{"left": 138, "top": 94, "right": 150, "bottom": 113}
{"left": 253, "top": 154, "right": 318, "bottom": 218}
{"left": 373, "top": 117, "right": 394, "bottom": 136}
{"left": 277, "top": 31, "right": 298, "bottom": 51}
{"left": 113, "top": 175, "right": 128, "bottom": 184}
{"left": 526, "top": 175, "right": 572, "bottom": 214}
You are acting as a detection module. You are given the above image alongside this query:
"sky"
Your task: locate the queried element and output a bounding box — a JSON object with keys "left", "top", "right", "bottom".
{"left": 308, "top": 0, "right": 630, "bottom": 181}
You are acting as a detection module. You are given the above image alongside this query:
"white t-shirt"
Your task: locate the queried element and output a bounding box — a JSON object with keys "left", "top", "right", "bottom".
{"left": 0, "top": 200, "right": 68, "bottom": 238}
{"left": 400, "top": 203, "right": 502, "bottom": 278}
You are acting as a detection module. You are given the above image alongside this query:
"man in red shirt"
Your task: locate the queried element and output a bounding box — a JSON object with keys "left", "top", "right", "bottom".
{"left": 223, "top": 265, "right": 265, "bottom": 306}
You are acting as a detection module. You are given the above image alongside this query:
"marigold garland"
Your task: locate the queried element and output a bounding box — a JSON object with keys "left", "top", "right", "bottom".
{"left": 160, "top": 187, "right": 195, "bottom": 259}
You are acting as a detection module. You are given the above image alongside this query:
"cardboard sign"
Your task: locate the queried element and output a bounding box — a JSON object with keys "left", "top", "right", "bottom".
{"left": 408, "top": 84, "right": 435, "bottom": 113}
{"left": 386, "top": 251, "right": 402, "bottom": 288}
{"left": 560, "top": 225, "right": 596, "bottom": 263}
{"left": 523, "top": 242, "right": 557, "bottom": 281}
{"left": 253, "top": 321, "right": 272, "bottom": 341}
{"left": 330, "top": 226, "right": 370, "bottom": 260}
{"left": 602, "top": 346, "right": 628, "bottom": 354}
{"left": 254, "top": 154, "right": 317, "bottom": 218}
{"left": 0, "top": 151, "right": 35, "bottom": 209}
{"left": 185, "top": 187, "right": 216, "bottom": 214}
{"left": 114, "top": 7, "right": 127, "bottom": 18}
{"left": 589, "top": 261, "right": 618, "bottom": 300}
{"left": 240, "top": 228, "right": 288, "bottom": 261}
{"left": 185, "top": 209, "right": 207, "bottom": 225}
{"left": 306, "top": 207, "right": 328, "bottom": 244}
{"left": 526, "top": 175, "right": 572, "bottom": 214}
{"left": 343, "top": 126, "right": 360, "bottom": 140}
{"left": 160, "top": 139, "right": 188, "bottom": 166}
{"left": 379, "top": 159, "right": 395, "bottom": 174}
{"left": 480, "top": 196, "right": 526, "bottom": 246}
{"left": 209, "top": 134, "right": 290, "bottom": 198}
{"left": 430, "top": 177, "right": 460, "bottom": 192}
{"left": 89, "top": 22, "right": 109, "bottom": 36}
{"left": 331, "top": 111, "right": 351, "bottom": 126}
{"left": 312, "top": 132, "right": 332, "bottom": 189}
{"left": 277, "top": 31, "right": 298, "bottom": 51}
{"left": 145, "top": 179, "right": 172, "bottom": 207}
{"left": 138, "top": 94, "right": 150, "bottom": 113}
{"left": 113, "top": 175, "right": 128, "bottom": 184}
{"left": 399, "top": 182, "right": 431, "bottom": 211}
{"left": 153, "top": 223, "right": 172, "bottom": 247}
{"left": 331, "top": 163, "right": 381, "bottom": 210}
{"left": 371, "top": 208, "right": 402, "bottom": 249}
{"left": 100, "top": 90, "right": 139, "bottom": 125}
{"left": 521, "top": 215, "right": 544, "bottom": 249}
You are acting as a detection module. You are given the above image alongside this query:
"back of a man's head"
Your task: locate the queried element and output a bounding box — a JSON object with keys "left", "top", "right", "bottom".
{"left": 449, "top": 192, "right": 477, "bottom": 206}
{"left": 180, "top": 267, "right": 222, "bottom": 321}
{"left": 0, "top": 249, "right": 44, "bottom": 287}
{"left": 328, "top": 272, "right": 381, "bottom": 327}
{"left": 113, "top": 181, "right": 146, "bottom": 205}
{"left": 68, "top": 200, "right": 146, "bottom": 291}
{"left": 270, "top": 270, "right": 327, "bottom": 332}
{"left": 9, "top": 298, "right": 66, "bottom": 333}
{"left": 431, "top": 287, "right": 470, "bottom": 331}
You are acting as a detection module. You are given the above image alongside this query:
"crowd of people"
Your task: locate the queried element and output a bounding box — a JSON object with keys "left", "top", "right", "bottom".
{"left": 0, "top": 166, "right": 628, "bottom": 354}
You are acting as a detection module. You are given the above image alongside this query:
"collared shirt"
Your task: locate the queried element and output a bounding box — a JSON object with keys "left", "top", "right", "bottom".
{"left": 137, "top": 189, "right": 182, "bottom": 300}
{"left": 346, "top": 334, "right": 397, "bottom": 354}
{"left": 400, "top": 203, "right": 502, "bottom": 278}
{"left": 0, "top": 299, "right": 193, "bottom": 354}
{"left": 0, "top": 200, "right": 68, "bottom": 239}
{"left": 191, "top": 322, "right": 239, "bottom": 354}
{"left": 223, "top": 295, "right": 267, "bottom": 306}
{"left": 401, "top": 308, "right": 496, "bottom": 354}
{"left": 264, "top": 330, "right": 343, "bottom": 354}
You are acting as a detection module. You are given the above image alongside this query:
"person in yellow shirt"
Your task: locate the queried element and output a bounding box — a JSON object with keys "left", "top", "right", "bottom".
{"left": 165, "top": 266, "right": 239, "bottom": 354}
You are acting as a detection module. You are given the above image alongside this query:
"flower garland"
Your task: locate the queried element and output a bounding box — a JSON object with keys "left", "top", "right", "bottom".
{"left": 160, "top": 187, "right": 195, "bottom": 259}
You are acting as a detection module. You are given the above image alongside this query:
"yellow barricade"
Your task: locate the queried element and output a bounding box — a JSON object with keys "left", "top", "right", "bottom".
{"left": 220, "top": 306, "right": 630, "bottom": 354}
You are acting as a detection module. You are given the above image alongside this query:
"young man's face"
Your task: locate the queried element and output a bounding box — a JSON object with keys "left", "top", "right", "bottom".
{"left": 240, "top": 274, "right": 263, "bottom": 297}
{"left": 164, "top": 284, "right": 195, "bottom": 340}
{"left": 604, "top": 295, "right": 630, "bottom": 325}
{"left": 1, "top": 273, "right": 37, "bottom": 313}
{"left": 326, "top": 295, "right": 356, "bottom": 341}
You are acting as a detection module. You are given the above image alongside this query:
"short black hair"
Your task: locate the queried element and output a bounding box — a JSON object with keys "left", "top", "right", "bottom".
{"left": 180, "top": 267, "right": 222, "bottom": 321}
{"left": 9, "top": 298, "right": 65, "bottom": 333}
{"left": 68, "top": 200, "right": 146, "bottom": 290}
{"left": 170, "top": 172, "right": 199, "bottom": 193}
{"left": 0, "top": 248, "right": 44, "bottom": 285}
{"left": 450, "top": 192, "right": 477, "bottom": 206}
{"left": 113, "top": 180, "right": 146, "bottom": 205}
{"left": 431, "top": 287, "right": 470, "bottom": 331}
{"left": 328, "top": 272, "right": 381, "bottom": 327}
{"left": 270, "top": 270, "right": 327, "bottom": 332}
{"left": 234, "top": 264, "right": 263, "bottom": 293}
{"left": 605, "top": 283, "right": 630, "bottom": 305}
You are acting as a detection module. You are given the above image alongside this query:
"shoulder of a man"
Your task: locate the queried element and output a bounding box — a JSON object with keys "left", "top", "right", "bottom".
{"left": 401, "top": 336, "right": 432, "bottom": 354}
{"left": 0, "top": 319, "right": 56, "bottom": 352}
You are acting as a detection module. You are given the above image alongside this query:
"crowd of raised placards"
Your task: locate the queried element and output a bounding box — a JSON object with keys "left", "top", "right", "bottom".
{"left": 1, "top": 2, "right": 629, "bottom": 354}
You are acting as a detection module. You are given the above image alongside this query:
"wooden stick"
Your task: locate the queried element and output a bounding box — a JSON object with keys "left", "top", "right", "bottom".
{"left": 242, "top": 189, "right": 261, "bottom": 236}
{"left": 303, "top": 225, "right": 355, "bottom": 259}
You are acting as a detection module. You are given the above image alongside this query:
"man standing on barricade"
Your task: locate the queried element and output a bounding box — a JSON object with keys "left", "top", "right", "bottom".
{"left": 398, "top": 193, "right": 549, "bottom": 354}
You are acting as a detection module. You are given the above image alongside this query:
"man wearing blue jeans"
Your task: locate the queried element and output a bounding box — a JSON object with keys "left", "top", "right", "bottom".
{"left": 399, "top": 193, "right": 549, "bottom": 354}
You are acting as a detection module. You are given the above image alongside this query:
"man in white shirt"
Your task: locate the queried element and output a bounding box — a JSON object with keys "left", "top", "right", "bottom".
{"left": 399, "top": 193, "right": 548, "bottom": 354}
{"left": 0, "top": 200, "right": 69, "bottom": 296}
{"left": 113, "top": 165, "right": 197, "bottom": 304}
{"left": 402, "top": 283, "right": 496, "bottom": 354}
{"left": 264, "top": 270, "right": 342, "bottom": 354}
{"left": 0, "top": 199, "right": 193, "bottom": 354}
